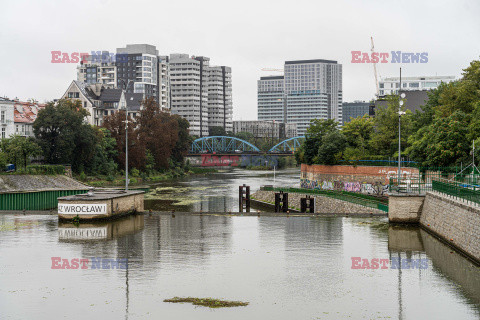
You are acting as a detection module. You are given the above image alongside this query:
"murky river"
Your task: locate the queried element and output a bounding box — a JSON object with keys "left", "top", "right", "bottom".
{"left": 0, "top": 168, "right": 479, "bottom": 319}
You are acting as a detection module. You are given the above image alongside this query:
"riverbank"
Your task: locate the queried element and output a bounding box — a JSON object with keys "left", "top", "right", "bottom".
{"left": 78, "top": 167, "right": 219, "bottom": 188}
{"left": 0, "top": 174, "right": 88, "bottom": 192}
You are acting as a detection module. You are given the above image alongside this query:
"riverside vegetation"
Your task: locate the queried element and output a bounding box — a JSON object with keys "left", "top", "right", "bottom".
{"left": 0, "top": 97, "right": 212, "bottom": 185}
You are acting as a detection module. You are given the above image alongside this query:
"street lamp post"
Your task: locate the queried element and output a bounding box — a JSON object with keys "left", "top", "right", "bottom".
{"left": 119, "top": 80, "right": 134, "bottom": 191}
{"left": 398, "top": 73, "right": 406, "bottom": 190}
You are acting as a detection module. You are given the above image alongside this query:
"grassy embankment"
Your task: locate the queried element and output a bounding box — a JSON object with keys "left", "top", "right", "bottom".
{"left": 76, "top": 167, "right": 218, "bottom": 188}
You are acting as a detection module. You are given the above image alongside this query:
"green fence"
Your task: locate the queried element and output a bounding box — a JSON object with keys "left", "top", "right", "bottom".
{"left": 262, "top": 186, "right": 388, "bottom": 213}
{"left": 388, "top": 167, "right": 480, "bottom": 194}
{"left": 0, "top": 190, "right": 89, "bottom": 211}
{"left": 432, "top": 180, "right": 480, "bottom": 205}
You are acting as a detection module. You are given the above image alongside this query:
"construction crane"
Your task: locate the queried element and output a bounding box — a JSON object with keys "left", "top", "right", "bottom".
{"left": 371, "top": 36, "right": 380, "bottom": 96}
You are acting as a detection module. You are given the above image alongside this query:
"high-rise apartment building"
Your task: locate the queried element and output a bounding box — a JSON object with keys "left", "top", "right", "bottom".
{"left": 77, "top": 51, "right": 117, "bottom": 88}
{"left": 207, "top": 66, "right": 233, "bottom": 132}
{"left": 115, "top": 44, "right": 159, "bottom": 99}
{"left": 75, "top": 45, "right": 232, "bottom": 134}
{"left": 169, "top": 54, "right": 209, "bottom": 137}
{"left": 258, "top": 59, "right": 342, "bottom": 135}
{"left": 258, "top": 76, "right": 285, "bottom": 122}
{"left": 169, "top": 54, "right": 232, "bottom": 136}
{"left": 379, "top": 76, "right": 455, "bottom": 96}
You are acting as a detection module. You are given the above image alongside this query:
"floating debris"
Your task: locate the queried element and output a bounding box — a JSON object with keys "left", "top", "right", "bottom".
{"left": 164, "top": 297, "right": 249, "bottom": 308}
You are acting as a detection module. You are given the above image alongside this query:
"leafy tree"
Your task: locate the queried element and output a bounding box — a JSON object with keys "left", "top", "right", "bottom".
{"left": 87, "top": 128, "right": 118, "bottom": 176}
{"left": 434, "top": 62, "right": 480, "bottom": 118}
{"left": 314, "top": 131, "right": 346, "bottom": 165}
{"left": 33, "top": 100, "right": 96, "bottom": 173}
{"left": 0, "top": 151, "right": 7, "bottom": 170}
{"left": 424, "top": 111, "right": 471, "bottom": 167}
{"left": 369, "top": 94, "right": 413, "bottom": 157}
{"left": 0, "top": 136, "right": 42, "bottom": 169}
{"left": 137, "top": 97, "right": 179, "bottom": 170}
{"left": 341, "top": 115, "right": 374, "bottom": 158}
{"left": 171, "top": 115, "right": 191, "bottom": 165}
{"left": 298, "top": 119, "right": 338, "bottom": 164}
{"left": 102, "top": 110, "right": 146, "bottom": 170}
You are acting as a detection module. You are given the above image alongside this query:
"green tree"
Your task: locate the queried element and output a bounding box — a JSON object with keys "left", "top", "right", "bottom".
{"left": 369, "top": 94, "right": 413, "bottom": 157}
{"left": 341, "top": 115, "right": 374, "bottom": 158}
{"left": 0, "top": 136, "right": 42, "bottom": 169}
{"left": 298, "top": 119, "right": 338, "bottom": 164}
{"left": 0, "top": 151, "right": 7, "bottom": 170}
{"left": 87, "top": 128, "right": 118, "bottom": 176}
{"left": 314, "top": 131, "right": 346, "bottom": 165}
{"left": 33, "top": 99, "right": 97, "bottom": 173}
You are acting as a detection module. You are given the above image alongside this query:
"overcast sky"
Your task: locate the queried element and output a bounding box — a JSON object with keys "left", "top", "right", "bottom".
{"left": 1, "top": 0, "right": 479, "bottom": 120}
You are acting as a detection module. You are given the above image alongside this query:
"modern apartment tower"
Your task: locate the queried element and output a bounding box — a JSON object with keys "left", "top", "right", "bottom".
{"left": 169, "top": 54, "right": 208, "bottom": 137}
{"left": 169, "top": 54, "right": 232, "bottom": 136}
{"left": 77, "top": 51, "right": 117, "bottom": 88}
{"left": 75, "top": 45, "right": 233, "bottom": 133}
{"left": 257, "top": 76, "right": 285, "bottom": 122}
{"left": 115, "top": 44, "right": 159, "bottom": 100}
{"left": 207, "top": 65, "right": 233, "bottom": 133}
{"left": 258, "top": 59, "right": 342, "bottom": 135}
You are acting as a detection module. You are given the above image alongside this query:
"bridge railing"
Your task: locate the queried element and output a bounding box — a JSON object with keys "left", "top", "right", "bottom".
{"left": 262, "top": 186, "right": 388, "bottom": 212}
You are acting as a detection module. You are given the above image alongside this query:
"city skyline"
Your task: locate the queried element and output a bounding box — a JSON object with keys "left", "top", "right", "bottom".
{"left": 1, "top": 0, "right": 479, "bottom": 121}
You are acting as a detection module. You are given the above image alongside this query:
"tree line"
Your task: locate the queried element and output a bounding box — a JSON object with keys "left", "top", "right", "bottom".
{"left": 296, "top": 59, "right": 480, "bottom": 167}
{"left": 0, "top": 97, "right": 191, "bottom": 178}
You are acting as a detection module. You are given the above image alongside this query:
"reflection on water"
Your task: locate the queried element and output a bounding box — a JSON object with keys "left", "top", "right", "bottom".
{"left": 144, "top": 168, "right": 300, "bottom": 212}
{"left": 58, "top": 215, "right": 145, "bottom": 241}
{"left": 0, "top": 212, "right": 479, "bottom": 320}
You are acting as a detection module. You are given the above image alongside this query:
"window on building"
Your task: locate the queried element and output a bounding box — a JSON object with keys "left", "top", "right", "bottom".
{"left": 1, "top": 111, "right": 5, "bottom": 123}
{"left": 379, "top": 83, "right": 384, "bottom": 88}
{"left": 409, "top": 82, "right": 419, "bottom": 88}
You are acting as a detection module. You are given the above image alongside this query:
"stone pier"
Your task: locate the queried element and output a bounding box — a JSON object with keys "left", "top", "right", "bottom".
{"left": 58, "top": 190, "right": 144, "bottom": 221}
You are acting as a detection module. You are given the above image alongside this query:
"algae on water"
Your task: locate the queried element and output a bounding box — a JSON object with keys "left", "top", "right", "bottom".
{"left": 164, "top": 297, "right": 249, "bottom": 308}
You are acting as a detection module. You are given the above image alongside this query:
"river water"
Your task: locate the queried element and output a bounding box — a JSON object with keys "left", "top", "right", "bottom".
{"left": 0, "top": 168, "right": 479, "bottom": 320}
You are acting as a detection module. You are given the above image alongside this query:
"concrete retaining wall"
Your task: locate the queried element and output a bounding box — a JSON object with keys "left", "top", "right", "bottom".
{"left": 251, "top": 190, "right": 384, "bottom": 215}
{"left": 420, "top": 192, "right": 480, "bottom": 263}
{"left": 388, "top": 191, "right": 480, "bottom": 263}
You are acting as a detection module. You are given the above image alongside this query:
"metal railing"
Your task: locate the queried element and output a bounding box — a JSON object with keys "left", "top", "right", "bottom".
{"left": 262, "top": 186, "right": 388, "bottom": 213}
{"left": 432, "top": 179, "right": 480, "bottom": 205}
{"left": 388, "top": 167, "right": 478, "bottom": 194}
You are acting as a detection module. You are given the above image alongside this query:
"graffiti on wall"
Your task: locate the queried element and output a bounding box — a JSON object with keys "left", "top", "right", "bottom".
{"left": 300, "top": 178, "right": 389, "bottom": 195}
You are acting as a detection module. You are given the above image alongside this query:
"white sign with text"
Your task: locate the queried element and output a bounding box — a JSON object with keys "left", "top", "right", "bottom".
{"left": 58, "top": 203, "right": 107, "bottom": 215}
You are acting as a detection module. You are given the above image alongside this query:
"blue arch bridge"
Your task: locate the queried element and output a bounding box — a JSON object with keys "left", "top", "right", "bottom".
{"left": 189, "top": 136, "right": 305, "bottom": 155}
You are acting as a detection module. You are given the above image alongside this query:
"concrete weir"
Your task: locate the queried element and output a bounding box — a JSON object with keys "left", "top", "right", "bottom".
{"left": 58, "top": 189, "right": 144, "bottom": 221}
